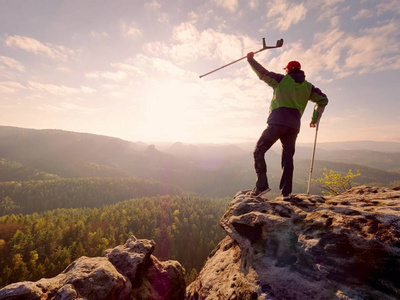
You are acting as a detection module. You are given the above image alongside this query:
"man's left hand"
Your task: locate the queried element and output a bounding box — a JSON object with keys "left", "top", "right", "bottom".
{"left": 310, "top": 123, "right": 316, "bottom": 128}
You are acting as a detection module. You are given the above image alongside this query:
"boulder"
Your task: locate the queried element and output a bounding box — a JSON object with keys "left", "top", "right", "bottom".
{"left": 186, "top": 186, "right": 400, "bottom": 300}
{"left": 0, "top": 256, "right": 131, "bottom": 300}
{"left": 0, "top": 236, "right": 185, "bottom": 300}
{"left": 104, "top": 236, "right": 155, "bottom": 283}
{"left": 131, "top": 255, "right": 186, "bottom": 300}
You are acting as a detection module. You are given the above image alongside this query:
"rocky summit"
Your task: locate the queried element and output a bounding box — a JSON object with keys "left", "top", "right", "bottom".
{"left": 186, "top": 186, "right": 400, "bottom": 300}
{"left": 0, "top": 236, "right": 186, "bottom": 300}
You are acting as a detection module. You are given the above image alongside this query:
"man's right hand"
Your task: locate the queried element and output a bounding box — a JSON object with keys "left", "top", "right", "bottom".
{"left": 247, "top": 52, "right": 254, "bottom": 59}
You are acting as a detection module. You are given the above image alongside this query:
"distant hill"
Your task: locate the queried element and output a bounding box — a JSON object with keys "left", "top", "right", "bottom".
{"left": 312, "top": 140, "right": 400, "bottom": 152}
{"left": 294, "top": 147, "right": 400, "bottom": 173}
{"left": 0, "top": 126, "right": 399, "bottom": 198}
{"left": 0, "top": 126, "right": 248, "bottom": 197}
{"left": 294, "top": 159, "right": 400, "bottom": 195}
{"left": 0, "top": 126, "right": 143, "bottom": 178}
{"left": 231, "top": 140, "right": 400, "bottom": 154}
{"left": 0, "top": 158, "right": 59, "bottom": 181}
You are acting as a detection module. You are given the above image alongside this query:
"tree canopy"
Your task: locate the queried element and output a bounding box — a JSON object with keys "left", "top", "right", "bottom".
{"left": 0, "top": 195, "right": 229, "bottom": 287}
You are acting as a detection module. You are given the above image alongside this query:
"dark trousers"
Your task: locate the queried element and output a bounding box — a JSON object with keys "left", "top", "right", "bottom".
{"left": 253, "top": 124, "right": 298, "bottom": 195}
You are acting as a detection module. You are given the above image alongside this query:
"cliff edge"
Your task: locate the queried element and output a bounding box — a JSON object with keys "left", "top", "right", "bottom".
{"left": 186, "top": 186, "right": 400, "bottom": 300}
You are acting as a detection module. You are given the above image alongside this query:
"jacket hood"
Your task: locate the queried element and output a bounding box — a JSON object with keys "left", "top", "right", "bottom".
{"left": 289, "top": 69, "right": 305, "bottom": 83}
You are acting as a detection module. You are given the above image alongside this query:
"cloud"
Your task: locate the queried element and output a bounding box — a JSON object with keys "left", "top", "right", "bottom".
{"left": 90, "top": 31, "right": 109, "bottom": 38}
{"left": 156, "top": 12, "right": 170, "bottom": 24}
{"left": 143, "top": 1, "right": 169, "bottom": 23}
{"left": 0, "top": 56, "right": 25, "bottom": 72}
{"left": 0, "top": 81, "right": 25, "bottom": 93}
{"left": 56, "top": 66, "right": 71, "bottom": 72}
{"left": 86, "top": 70, "right": 128, "bottom": 81}
{"left": 145, "top": 1, "right": 161, "bottom": 10}
{"left": 83, "top": 55, "right": 189, "bottom": 100}
{"left": 5, "top": 35, "right": 74, "bottom": 60}
{"left": 111, "top": 62, "right": 144, "bottom": 74}
{"left": 37, "top": 102, "right": 93, "bottom": 114}
{"left": 122, "top": 55, "right": 189, "bottom": 78}
{"left": 265, "top": 0, "right": 307, "bottom": 31}
{"left": 248, "top": 0, "right": 259, "bottom": 10}
{"left": 138, "top": 55, "right": 187, "bottom": 76}
{"left": 212, "top": 0, "right": 238, "bottom": 12}
{"left": 143, "top": 1, "right": 399, "bottom": 79}
{"left": 377, "top": 0, "right": 400, "bottom": 15}
{"left": 28, "top": 81, "right": 95, "bottom": 95}
{"left": 351, "top": 8, "right": 374, "bottom": 20}
{"left": 272, "top": 18, "right": 400, "bottom": 80}
{"left": 120, "top": 21, "right": 142, "bottom": 38}
{"left": 305, "top": 0, "right": 345, "bottom": 10}
{"left": 144, "top": 22, "right": 258, "bottom": 66}
{"left": 343, "top": 20, "right": 400, "bottom": 73}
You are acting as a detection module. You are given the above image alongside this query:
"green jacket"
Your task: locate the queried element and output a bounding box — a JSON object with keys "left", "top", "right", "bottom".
{"left": 248, "top": 57, "right": 328, "bottom": 130}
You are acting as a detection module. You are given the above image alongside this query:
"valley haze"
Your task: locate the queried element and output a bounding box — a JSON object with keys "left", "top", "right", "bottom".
{"left": 0, "top": 126, "right": 399, "bottom": 200}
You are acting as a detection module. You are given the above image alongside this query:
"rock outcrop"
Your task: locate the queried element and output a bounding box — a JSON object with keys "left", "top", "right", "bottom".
{"left": 0, "top": 236, "right": 186, "bottom": 300}
{"left": 186, "top": 186, "right": 400, "bottom": 300}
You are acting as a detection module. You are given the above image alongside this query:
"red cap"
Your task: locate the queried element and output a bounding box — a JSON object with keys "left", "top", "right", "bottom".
{"left": 284, "top": 61, "right": 301, "bottom": 70}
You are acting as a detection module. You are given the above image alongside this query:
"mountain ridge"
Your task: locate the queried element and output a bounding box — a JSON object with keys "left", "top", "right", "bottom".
{"left": 0, "top": 126, "right": 399, "bottom": 198}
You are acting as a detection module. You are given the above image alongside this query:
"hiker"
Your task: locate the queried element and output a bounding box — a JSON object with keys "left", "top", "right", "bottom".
{"left": 247, "top": 52, "right": 328, "bottom": 200}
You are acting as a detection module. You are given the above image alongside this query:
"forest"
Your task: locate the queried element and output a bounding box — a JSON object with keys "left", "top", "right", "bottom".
{"left": 0, "top": 177, "right": 183, "bottom": 216}
{"left": 0, "top": 195, "right": 230, "bottom": 287}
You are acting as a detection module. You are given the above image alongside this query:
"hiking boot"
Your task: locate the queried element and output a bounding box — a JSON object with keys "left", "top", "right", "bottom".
{"left": 251, "top": 186, "right": 271, "bottom": 197}
{"left": 282, "top": 194, "right": 293, "bottom": 201}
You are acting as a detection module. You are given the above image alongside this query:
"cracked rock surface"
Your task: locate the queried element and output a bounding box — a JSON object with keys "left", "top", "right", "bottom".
{"left": 186, "top": 186, "right": 400, "bottom": 300}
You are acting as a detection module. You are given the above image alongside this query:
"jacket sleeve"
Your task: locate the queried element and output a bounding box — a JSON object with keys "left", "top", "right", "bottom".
{"left": 310, "top": 85, "right": 328, "bottom": 124}
{"left": 247, "top": 57, "right": 284, "bottom": 88}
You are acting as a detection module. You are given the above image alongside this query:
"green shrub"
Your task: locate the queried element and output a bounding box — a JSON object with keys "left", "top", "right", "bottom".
{"left": 313, "top": 168, "right": 360, "bottom": 195}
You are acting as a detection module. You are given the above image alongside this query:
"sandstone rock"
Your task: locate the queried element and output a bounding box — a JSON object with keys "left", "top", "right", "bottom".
{"left": 0, "top": 256, "right": 131, "bottom": 300}
{"left": 0, "top": 236, "right": 185, "bottom": 300}
{"left": 131, "top": 255, "right": 186, "bottom": 300}
{"left": 104, "top": 235, "right": 155, "bottom": 283}
{"left": 186, "top": 186, "right": 400, "bottom": 300}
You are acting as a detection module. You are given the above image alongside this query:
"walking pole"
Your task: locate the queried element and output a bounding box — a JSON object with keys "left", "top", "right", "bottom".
{"left": 199, "top": 38, "right": 283, "bottom": 78}
{"left": 307, "top": 122, "right": 319, "bottom": 195}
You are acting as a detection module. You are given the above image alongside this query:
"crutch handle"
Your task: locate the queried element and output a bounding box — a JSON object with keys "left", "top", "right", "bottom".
{"left": 199, "top": 38, "right": 284, "bottom": 78}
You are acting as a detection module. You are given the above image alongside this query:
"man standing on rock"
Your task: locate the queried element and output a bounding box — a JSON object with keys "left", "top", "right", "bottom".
{"left": 247, "top": 52, "right": 328, "bottom": 200}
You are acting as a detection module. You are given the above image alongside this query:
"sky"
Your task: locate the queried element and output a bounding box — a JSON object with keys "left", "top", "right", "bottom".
{"left": 0, "top": 0, "right": 399, "bottom": 144}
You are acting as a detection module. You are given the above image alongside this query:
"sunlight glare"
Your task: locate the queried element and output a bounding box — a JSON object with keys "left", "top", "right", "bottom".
{"left": 139, "top": 81, "right": 194, "bottom": 142}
